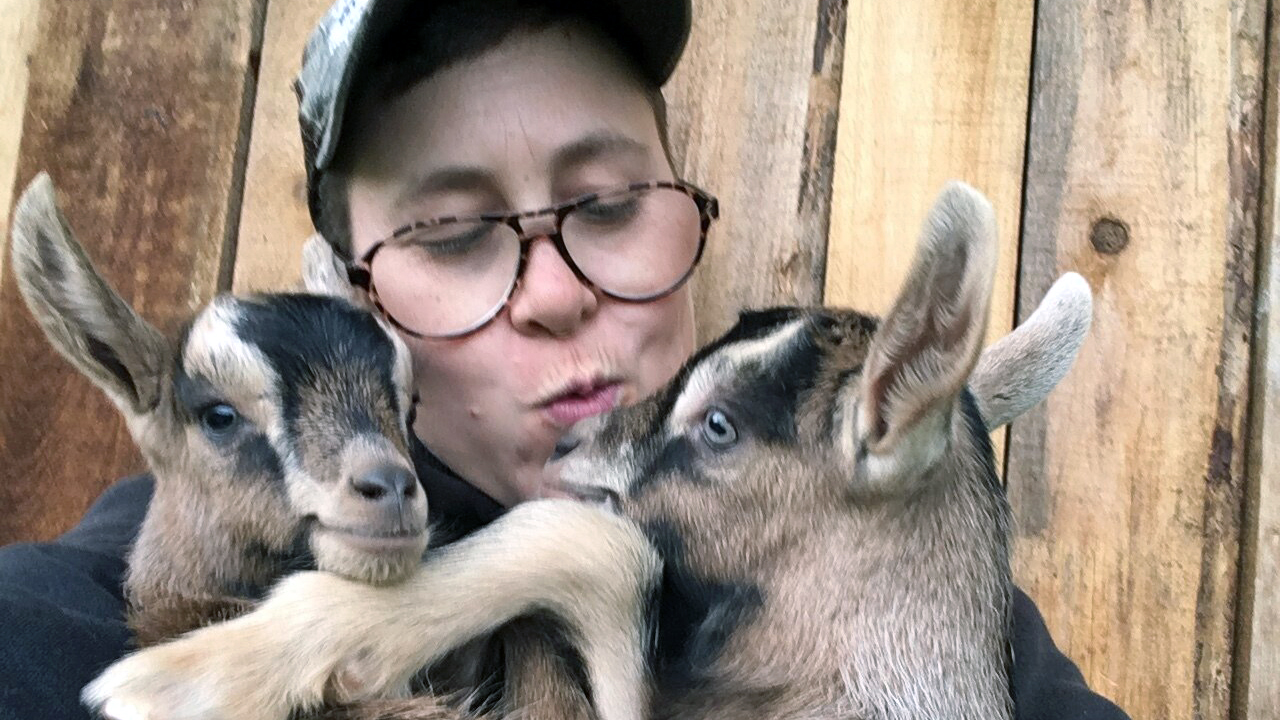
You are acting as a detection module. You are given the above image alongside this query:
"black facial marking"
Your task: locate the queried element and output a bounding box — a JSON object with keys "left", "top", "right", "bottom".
{"left": 644, "top": 436, "right": 696, "bottom": 482}
{"left": 234, "top": 431, "right": 284, "bottom": 483}
{"left": 644, "top": 520, "right": 764, "bottom": 691}
{"left": 661, "top": 307, "right": 814, "bottom": 415}
{"left": 173, "top": 365, "right": 220, "bottom": 420}
{"left": 231, "top": 295, "right": 400, "bottom": 443}
{"left": 85, "top": 334, "right": 138, "bottom": 402}
{"left": 736, "top": 329, "right": 823, "bottom": 444}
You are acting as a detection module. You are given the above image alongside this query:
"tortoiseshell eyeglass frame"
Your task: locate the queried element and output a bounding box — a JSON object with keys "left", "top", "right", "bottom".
{"left": 346, "top": 179, "right": 720, "bottom": 340}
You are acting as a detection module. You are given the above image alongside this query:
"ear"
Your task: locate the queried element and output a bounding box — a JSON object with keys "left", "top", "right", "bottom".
{"left": 8, "top": 172, "right": 169, "bottom": 413}
{"left": 851, "top": 181, "right": 998, "bottom": 483}
{"left": 300, "top": 234, "right": 369, "bottom": 307}
{"left": 969, "top": 272, "right": 1092, "bottom": 430}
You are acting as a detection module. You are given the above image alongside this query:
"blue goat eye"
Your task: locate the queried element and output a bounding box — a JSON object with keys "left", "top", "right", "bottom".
{"left": 701, "top": 408, "right": 738, "bottom": 448}
{"left": 200, "top": 403, "right": 240, "bottom": 433}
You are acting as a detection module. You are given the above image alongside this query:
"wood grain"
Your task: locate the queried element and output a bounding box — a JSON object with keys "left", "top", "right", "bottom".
{"left": 230, "top": 0, "right": 331, "bottom": 293}
{"left": 1007, "top": 1, "right": 1267, "bottom": 718}
{"left": 1237, "top": 0, "right": 1280, "bottom": 713}
{"left": 665, "top": 0, "right": 846, "bottom": 342}
{"left": 825, "top": 0, "right": 1032, "bottom": 329}
{"left": 0, "top": 0, "right": 265, "bottom": 542}
{"left": 823, "top": 0, "right": 1034, "bottom": 465}
{"left": 0, "top": 0, "right": 43, "bottom": 280}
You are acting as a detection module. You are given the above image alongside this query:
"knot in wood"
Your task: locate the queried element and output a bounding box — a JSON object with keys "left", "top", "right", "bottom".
{"left": 1090, "top": 217, "right": 1130, "bottom": 255}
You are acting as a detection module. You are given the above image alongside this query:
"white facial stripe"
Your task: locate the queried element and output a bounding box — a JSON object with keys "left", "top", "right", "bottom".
{"left": 183, "top": 299, "right": 284, "bottom": 441}
{"left": 666, "top": 319, "right": 808, "bottom": 434}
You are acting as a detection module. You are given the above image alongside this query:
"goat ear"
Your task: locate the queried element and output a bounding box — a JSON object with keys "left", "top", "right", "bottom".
{"left": 300, "top": 234, "right": 370, "bottom": 308}
{"left": 969, "top": 272, "right": 1092, "bottom": 430}
{"left": 8, "top": 172, "right": 169, "bottom": 413}
{"left": 850, "top": 181, "right": 998, "bottom": 482}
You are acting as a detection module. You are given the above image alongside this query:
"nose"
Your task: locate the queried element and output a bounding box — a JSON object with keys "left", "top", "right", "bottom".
{"left": 507, "top": 237, "right": 598, "bottom": 337}
{"left": 349, "top": 464, "right": 419, "bottom": 505}
{"left": 549, "top": 432, "right": 581, "bottom": 462}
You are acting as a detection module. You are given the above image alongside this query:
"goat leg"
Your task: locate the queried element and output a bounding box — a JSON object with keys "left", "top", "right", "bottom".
{"left": 83, "top": 500, "right": 658, "bottom": 720}
{"left": 127, "top": 594, "right": 260, "bottom": 647}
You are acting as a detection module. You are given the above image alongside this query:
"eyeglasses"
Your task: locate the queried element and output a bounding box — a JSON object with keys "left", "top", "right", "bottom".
{"left": 347, "top": 180, "right": 719, "bottom": 339}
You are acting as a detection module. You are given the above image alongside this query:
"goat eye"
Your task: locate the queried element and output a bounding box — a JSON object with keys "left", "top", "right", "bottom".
{"left": 199, "top": 403, "right": 240, "bottom": 434}
{"left": 701, "top": 408, "right": 738, "bottom": 448}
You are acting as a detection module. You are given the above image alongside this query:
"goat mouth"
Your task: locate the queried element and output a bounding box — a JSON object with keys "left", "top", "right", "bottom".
{"left": 551, "top": 481, "right": 622, "bottom": 514}
{"left": 316, "top": 524, "right": 428, "bottom": 554}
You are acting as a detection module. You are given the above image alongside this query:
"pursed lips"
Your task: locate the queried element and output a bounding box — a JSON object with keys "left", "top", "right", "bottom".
{"left": 536, "top": 376, "right": 624, "bottom": 428}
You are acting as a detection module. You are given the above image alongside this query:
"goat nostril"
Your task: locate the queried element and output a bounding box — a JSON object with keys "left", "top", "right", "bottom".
{"left": 550, "top": 433, "right": 581, "bottom": 462}
{"left": 351, "top": 465, "right": 418, "bottom": 503}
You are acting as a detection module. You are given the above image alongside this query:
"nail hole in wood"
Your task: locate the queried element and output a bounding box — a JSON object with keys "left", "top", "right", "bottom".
{"left": 1090, "top": 217, "right": 1129, "bottom": 255}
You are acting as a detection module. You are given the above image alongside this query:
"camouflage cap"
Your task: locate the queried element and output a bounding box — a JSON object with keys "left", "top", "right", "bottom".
{"left": 294, "top": 0, "right": 692, "bottom": 231}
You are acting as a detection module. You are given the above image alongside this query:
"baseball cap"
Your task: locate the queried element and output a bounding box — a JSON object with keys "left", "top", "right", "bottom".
{"left": 294, "top": 0, "right": 692, "bottom": 233}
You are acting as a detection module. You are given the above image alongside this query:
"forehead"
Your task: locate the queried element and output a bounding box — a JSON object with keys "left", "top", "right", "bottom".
{"left": 182, "top": 295, "right": 407, "bottom": 395}
{"left": 656, "top": 308, "right": 880, "bottom": 428}
{"left": 345, "top": 23, "right": 666, "bottom": 195}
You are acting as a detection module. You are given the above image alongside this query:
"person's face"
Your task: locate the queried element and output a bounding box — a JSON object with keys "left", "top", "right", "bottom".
{"left": 343, "top": 23, "right": 698, "bottom": 506}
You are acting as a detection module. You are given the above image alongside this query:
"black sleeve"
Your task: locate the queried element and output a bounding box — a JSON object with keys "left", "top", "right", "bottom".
{"left": 0, "top": 475, "right": 152, "bottom": 720}
{"left": 1011, "top": 585, "right": 1130, "bottom": 720}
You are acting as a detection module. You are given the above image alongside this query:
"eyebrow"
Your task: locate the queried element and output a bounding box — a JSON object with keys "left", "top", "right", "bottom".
{"left": 549, "top": 131, "right": 650, "bottom": 179}
{"left": 393, "top": 166, "right": 499, "bottom": 211}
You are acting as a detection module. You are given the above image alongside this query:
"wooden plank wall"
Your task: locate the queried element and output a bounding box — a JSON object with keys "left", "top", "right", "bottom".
{"left": 1009, "top": 2, "right": 1266, "bottom": 717}
{"left": 0, "top": 0, "right": 264, "bottom": 541}
{"left": 0, "top": 2, "right": 1276, "bottom": 719}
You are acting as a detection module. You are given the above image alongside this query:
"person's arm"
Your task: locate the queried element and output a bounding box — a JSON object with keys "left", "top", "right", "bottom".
{"left": 0, "top": 475, "right": 152, "bottom": 720}
{"left": 1011, "top": 585, "right": 1130, "bottom": 720}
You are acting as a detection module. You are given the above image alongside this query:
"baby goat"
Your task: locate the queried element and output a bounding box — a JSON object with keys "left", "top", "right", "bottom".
{"left": 10, "top": 173, "right": 657, "bottom": 720}
{"left": 80, "top": 182, "right": 1091, "bottom": 720}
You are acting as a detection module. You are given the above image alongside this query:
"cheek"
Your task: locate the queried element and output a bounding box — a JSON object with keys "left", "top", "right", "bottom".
{"left": 622, "top": 288, "right": 697, "bottom": 398}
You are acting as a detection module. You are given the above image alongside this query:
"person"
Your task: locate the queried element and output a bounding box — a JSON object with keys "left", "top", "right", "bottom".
{"left": 0, "top": 1, "right": 1130, "bottom": 718}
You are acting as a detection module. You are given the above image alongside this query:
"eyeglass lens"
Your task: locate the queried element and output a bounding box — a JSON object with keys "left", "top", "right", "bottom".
{"left": 368, "top": 186, "right": 704, "bottom": 337}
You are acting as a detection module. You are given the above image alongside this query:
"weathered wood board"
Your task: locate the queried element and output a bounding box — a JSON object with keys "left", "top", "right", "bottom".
{"left": 0, "top": 0, "right": 266, "bottom": 542}
{"left": 665, "top": 0, "right": 845, "bottom": 342}
{"left": 1238, "top": 0, "right": 1280, "bottom": 713}
{"left": 0, "top": 0, "right": 43, "bottom": 281}
{"left": 1007, "top": 2, "right": 1266, "bottom": 719}
{"left": 231, "top": 0, "right": 331, "bottom": 293}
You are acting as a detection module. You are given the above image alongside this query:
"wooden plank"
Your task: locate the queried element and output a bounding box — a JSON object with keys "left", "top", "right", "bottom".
{"left": 824, "top": 0, "right": 1032, "bottom": 331}
{"left": 0, "top": 0, "right": 265, "bottom": 543}
{"left": 665, "top": 0, "right": 846, "bottom": 341}
{"left": 0, "top": 0, "right": 43, "bottom": 280}
{"left": 1007, "top": 1, "right": 1267, "bottom": 718}
{"left": 231, "top": 0, "right": 330, "bottom": 293}
{"left": 1237, "top": 0, "right": 1280, "bottom": 712}
{"left": 823, "top": 1, "right": 1034, "bottom": 464}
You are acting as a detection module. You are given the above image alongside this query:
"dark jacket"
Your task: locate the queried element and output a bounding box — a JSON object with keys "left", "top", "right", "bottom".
{"left": 0, "top": 442, "right": 1129, "bottom": 720}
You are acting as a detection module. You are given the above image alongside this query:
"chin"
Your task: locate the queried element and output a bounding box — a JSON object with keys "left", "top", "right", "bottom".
{"left": 311, "top": 528, "right": 430, "bottom": 585}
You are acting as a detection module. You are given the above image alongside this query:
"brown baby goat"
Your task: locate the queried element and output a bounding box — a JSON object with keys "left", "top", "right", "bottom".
{"left": 9, "top": 173, "right": 658, "bottom": 720}
{"left": 81, "top": 182, "right": 1092, "bottom": 720}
